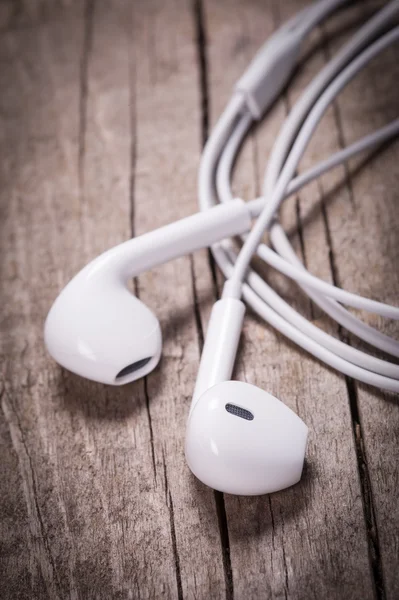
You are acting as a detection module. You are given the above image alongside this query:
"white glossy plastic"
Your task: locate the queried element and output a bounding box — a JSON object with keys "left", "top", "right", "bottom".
{"left": 185, "top": 380, "right": 308, "bottom": 496}
{"left": 44, "top": 200, "right": 252, "bottom": 385}
{"left": 191, "top": 298, "right": 245, "bottom": 411}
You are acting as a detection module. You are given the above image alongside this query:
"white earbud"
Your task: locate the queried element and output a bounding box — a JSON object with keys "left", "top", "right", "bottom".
{"left": 44, "top": 200, "right": 252, "bottom": 385}
{"left": 185, "top": 296, "right": 308, "bottom": 495}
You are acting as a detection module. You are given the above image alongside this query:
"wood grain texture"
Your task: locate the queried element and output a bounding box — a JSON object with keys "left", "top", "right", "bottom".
{"left": 0, "top": 1, "right": 398, "bottom": 599}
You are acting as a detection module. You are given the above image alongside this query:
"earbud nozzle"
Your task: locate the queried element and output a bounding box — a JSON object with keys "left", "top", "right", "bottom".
{"left": 44, "top": 279, "right": 162, "bottom": 385}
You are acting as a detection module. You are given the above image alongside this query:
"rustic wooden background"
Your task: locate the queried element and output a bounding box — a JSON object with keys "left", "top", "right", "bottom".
{"left": 0, "top": 0, "right": 398, "bottom": 599}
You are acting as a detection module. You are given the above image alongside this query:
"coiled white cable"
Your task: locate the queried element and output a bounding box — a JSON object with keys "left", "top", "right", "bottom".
{"left": 198, "top": 0, "right": 399, "bottom": 392}
{"left": 217, "top": 112, "right": 399, "bottom": 359}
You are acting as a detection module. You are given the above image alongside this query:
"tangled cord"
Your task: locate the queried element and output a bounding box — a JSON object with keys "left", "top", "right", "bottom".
{"left": 198, "top": 0, "right": 399, "bottom": 392}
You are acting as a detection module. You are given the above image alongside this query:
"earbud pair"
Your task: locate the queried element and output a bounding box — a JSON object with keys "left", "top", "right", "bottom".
{"left": 45, "top": 200, "right": 308, "bottom": 496}
{"left": 44, "top": 0, "right": 399, "bottom": 495}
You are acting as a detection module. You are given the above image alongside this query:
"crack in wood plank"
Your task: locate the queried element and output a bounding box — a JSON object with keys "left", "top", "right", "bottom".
{"left": 193, "top": 0, "right": 209, "bottom": 149}
{"left": 346, "top": 378, "right": 386, "bottom": 600}
{"left": 193, "top": 0, "right": 219, "bottom": 296}
{"left": 78, "top": 0, "right": 95, "bottom": 196}
{"left": 144, "top": 377, "right": 157, "bottom": 485}
{"left": 168, "top": 489, "right": 184, "bottom": 600}
{"left": 161, "top": 446, "right": 184, "bottom": 599}
{"left": 190, "top": 254, "right": 205, "bottom": 351}
{"left": 1, "top": 390, "right": 64, "bottom": 600}
{"left": 268, "top": 496, "right": 276, "bottom": 552}
{"left": 214, "top": 490, "right": 234, "bottom": 600}
{"left": 280, "top": 507, "right": 289, "bottom": 600}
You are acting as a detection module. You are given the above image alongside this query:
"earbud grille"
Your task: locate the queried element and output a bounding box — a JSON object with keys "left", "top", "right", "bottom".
{"left": 225, "top": 403, "right": 254, "bottom": 421}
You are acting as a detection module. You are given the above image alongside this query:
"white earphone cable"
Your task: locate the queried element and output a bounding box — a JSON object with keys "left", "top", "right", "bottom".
{"left": 216, "top": 112, "right": 399, "bottom": 358}
{"left": 227, "top": 26, "right": 399, "bottom": 301}
{"left": 216, "top": 115, "right": 399, "bottom": 218}
{"left": 198, "top": 1, "right": 399, "bottom": 392}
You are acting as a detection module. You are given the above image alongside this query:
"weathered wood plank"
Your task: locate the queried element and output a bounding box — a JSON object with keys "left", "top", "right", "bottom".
{"left": 68, "top": 2, "right": 184, "bottom": 598}
{"left": 320, "top": 4, "right": 399, "bottom": 598}
{"left": 131, "top": 0, "right": 229, "bottom": 597}
{"left": 200, "top": 0, "right": 390, "bottom": 598}
{"left": 0, "top": 0, "right": 219, "bottom": 597}
{"left": 0, "top": 9, "right": 87, "bottom": 599}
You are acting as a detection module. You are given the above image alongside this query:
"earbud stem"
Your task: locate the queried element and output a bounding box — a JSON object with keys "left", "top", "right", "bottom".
{"left": 191, "top": 297, "right": 246, "bottom": 413}
{"left": 99, "top": 199, "right": 251, "bottom": 283}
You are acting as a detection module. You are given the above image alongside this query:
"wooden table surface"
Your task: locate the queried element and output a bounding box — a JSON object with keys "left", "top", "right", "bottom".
{"left": 1, "top": 1, "right": 398, "bottom": 599}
